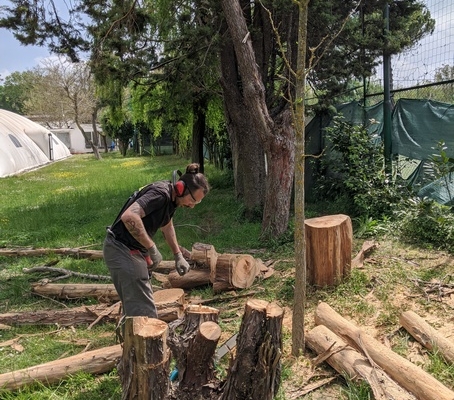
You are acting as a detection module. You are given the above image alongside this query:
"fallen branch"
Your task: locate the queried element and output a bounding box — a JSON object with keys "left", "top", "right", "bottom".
{"left": 23, "top": 266, "right": 112, "bottom": 282}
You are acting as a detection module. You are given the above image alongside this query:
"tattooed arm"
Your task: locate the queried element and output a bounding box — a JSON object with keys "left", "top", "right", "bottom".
{"left": 120, "top": 202, "right": 154, "bottom": 249}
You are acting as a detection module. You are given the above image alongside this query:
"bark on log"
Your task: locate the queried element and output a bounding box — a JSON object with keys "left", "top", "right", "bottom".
{"left": 315, "top": 302, "right": 454, "bottom": 400}
{"left": 31, "top": 282, "right": 120, "bottom": 302}
{"left": 165, "top": 269, "right": 211, "bottom": 290}
{"left": 305, "top": 214, "right": 352, "bottom": 286}
{"left": 0, "top": 303, "right": 121, "bottom": 327}
{"left": 176, "top": 321, "right": 221, "bottom": 398}
{"left": 220, "top": 299, "right": 283, "bottom": 400}
{"left": 306, "top": 325, "right": 417, "bottom": 400}
{"left": 212, "top": 254, "right": 258, "bottom": 293}
{"left": 190, "top": 243, "right": 218, "bottom": 282}
{"left": 119, "top": 317, "right": 170, "bottom": 400}
{"left": 0, "top": 344, "right": 121, "bottom": 391}
{"left": 400, "top": 310, "right": 454, "bottom": 364}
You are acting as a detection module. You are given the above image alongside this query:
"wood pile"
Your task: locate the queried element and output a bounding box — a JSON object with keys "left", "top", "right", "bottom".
{"left": 306, "top": 302, "right": 454, "bottom": 400}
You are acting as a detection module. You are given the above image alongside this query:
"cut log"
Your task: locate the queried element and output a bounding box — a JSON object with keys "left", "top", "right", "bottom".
{"left": 165, "top": 269, "right": 211, "bottom": 289}
{"left": 400, "top": 310, "right": 454, "bottom": 364}
{"left": 306, "top": 325, "right": 417, "bottom": 400}
{"left": 0, "top": 303, "right": 121, "bottom": 327}
{"left": 212, "top": 254, "right": 259, "bottom": 292}
{"left": 220, "top": 299, "right": 283, "bottom": 400}
{"left": 31, "top": 282, "right": 120, "bottom": 302}
{"left": 190, "top": 243, "right": 218, "bottom": 282}
{"left": 305, "top": 214, "right": 352, "bottom": 286}
{"left": 154, "top": 288, "right": 186, "bottom": 322}
{"left": 119, "top": 317, "right": 170, "bottom": 400}
{"left": 315, "top": 302, "right": 454, "bottom": 400}
{"left": 0, "top": 344, "right": 121, "bottom": 391}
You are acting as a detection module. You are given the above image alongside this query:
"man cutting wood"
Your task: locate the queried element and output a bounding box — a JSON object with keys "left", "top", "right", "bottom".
{"left": 103, "top": 163, "right": 209, "bottom": 318}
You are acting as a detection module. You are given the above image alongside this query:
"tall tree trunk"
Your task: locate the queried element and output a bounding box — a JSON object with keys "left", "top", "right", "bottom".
{"left": 220, "top": 0, "right": 295, "bottom": 237}
{"left": 192, "top": 96, "right": 207, "bottom": 173}
{"left": 219, "top": 36, "right": 266, "bottom": 212}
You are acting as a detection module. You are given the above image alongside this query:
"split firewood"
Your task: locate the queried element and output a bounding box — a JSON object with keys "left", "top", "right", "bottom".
{"left": 220, "top": 299, "right": 283, "bottom": 400}
{"left": 119, "top": 317, "right": 170, "bottom": 400}
{"left": 0, "top": 344, "right": 122, "bottom": 391}
{"left": 400, "top": 310, "right": 454, "bottom": 364}
{"left": 315, "top": 302, "right": 454, "bottom": 400}
{"left": 306, "top": 325, "right": 417, "bottom": 400}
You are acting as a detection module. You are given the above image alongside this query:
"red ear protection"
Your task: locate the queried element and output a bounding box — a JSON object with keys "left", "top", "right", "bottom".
{"left": 172, "top": 170, "right": 185, "bottom": 197}
{"left": 175, "top": 180, "right": 186, "bottom": 197}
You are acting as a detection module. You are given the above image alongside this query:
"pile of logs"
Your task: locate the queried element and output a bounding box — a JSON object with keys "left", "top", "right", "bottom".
{"left": 306, "top": 302, "right": 454, "bottom": 400}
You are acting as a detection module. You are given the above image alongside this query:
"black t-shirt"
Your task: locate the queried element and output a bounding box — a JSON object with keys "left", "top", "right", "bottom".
{"left": 110, "top": 180, "right": 177, "bottom": 251}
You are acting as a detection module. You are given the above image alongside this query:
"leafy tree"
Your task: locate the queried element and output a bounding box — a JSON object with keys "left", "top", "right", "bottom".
{"left": 0, "top": 71, "right": 35, "bottom": 114}
{"left": 0, "top": 0, "right": 436, "bottom": 237}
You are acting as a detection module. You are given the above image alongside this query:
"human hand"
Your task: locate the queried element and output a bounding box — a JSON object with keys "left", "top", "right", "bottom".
{"left": 147, "top": 244, "right": 163, "bottom": 267}
{"left": 174, "top": 252, "right": 190, "bottom": 276}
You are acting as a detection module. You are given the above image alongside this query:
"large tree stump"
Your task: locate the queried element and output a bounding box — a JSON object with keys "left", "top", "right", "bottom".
{"left": 400, "top": 310, "right": 454, "bottom": 364}
{"left": 0, "top": 344, "right": 121, "bottom": 391}
{"left": 220, "top": 299, "right": 283, "bottom": 400}
{"left": 305, "top": 214, "right": 352, "bottom": 286}
{"left": 315, "top": 302, "right": 454, "bottom": 400}
{"left": 306, "top": 325, "right": 417, "bottom": 400}
{"left": 119, "top": 317, "right": 170, "bottom": 400}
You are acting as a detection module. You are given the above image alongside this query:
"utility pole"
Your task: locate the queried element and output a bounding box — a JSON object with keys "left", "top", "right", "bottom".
{"left": 383, "top": 2, "right": 393, "bottom": 175}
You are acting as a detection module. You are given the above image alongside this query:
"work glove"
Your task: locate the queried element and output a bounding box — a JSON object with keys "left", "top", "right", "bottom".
{"left": 175, "top": 252, "right": 190, "bottom": 276}
{"left": 147, "top": 244, "right": 163, "bottom": 267}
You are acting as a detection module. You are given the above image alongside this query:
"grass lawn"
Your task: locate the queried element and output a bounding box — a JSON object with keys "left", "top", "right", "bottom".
{"left": 0, "top": 153, "right": 453, "bottom": 399}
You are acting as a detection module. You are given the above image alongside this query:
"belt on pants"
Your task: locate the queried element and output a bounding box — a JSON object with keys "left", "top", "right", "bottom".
{"left": 130, "top": 249, "right": 152, "bottom": 266}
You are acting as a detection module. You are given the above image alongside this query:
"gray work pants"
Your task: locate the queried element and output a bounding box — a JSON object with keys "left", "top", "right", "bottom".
{"left": 103, "top": 234, "right": 158, "bottom": 318}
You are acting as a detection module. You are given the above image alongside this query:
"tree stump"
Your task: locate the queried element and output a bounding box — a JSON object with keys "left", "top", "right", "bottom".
{"left": 220, "top": 299, "right": 283, "bottom": 400}
{"left": 177, "top": 321, "right": 221, "bottom": 397}
{"left": 305, "top": 214, "right": 352, "bottom": 286}
{"left": 119, "top": 317, "right": 170, "bottom": 400}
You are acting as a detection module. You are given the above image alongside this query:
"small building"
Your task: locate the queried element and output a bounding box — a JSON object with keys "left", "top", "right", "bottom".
{"left": 52, "top": 123, "right": 107, "bottom": 154}
{"left": 0, "top": 109, "right": 71, "bottom": 178}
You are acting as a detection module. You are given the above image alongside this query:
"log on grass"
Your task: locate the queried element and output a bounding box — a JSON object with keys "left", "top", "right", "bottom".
{"left": 305, "top": 214, "right": 352, "bottom": 286}
{"left": 212, "top": 253, "right": 259, "bottom": 293}
{"left": 220, "top": 299, "right": 283, "bottom": 400}
{"left": 315, "top": 302, "right": 454, "bottom": 400}
{"left": 0, "top": 303, "right": 121, "bottom": 327}
{"left": 165, "top": 269, "right": 211, "bottom": 290}
{"left": 400, "top": 310, "right": 454, "bottom": 364}
{"left": 0, "top": 344, "right": 121, "bottom": 391}
{"left": 31, "top": 282, "right": 120, "bottom": 302}
{"left": 119, "top": 317, "right": 170, "bottom": 400}
{"left": 306, "top": 325, "right": 417, "bottom": 400}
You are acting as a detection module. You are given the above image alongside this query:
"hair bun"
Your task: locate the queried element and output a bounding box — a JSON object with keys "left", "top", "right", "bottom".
{"left": 186, "top": 163, "right": 200, "bottom": 174}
